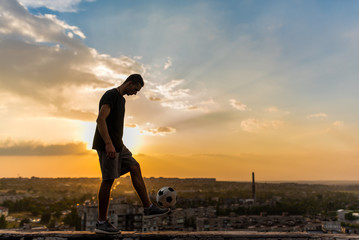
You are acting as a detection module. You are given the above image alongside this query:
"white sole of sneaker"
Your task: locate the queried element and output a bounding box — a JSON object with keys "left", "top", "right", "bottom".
{"left": 94, "top": 229, "right": 121, "bottom": 235}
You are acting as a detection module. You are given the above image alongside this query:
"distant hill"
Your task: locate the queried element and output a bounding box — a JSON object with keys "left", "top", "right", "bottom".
{"left": 262, "top": 180, "right": 359, "bottom": 185}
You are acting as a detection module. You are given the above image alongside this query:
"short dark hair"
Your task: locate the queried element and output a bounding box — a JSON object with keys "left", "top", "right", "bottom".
{"left": 124, "top": 74, "right": 144, "bottom": 87}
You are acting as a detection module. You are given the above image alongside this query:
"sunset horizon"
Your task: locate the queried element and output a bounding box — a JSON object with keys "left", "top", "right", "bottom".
{"left": 1, "top": 0, "right": 359, "bottom": 182}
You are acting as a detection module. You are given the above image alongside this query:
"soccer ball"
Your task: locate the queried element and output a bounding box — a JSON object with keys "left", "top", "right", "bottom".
{"left": 156, "top": 186, "right": 177, "bottom": 208}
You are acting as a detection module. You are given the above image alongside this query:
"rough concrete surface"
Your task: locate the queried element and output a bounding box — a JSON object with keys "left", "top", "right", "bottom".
{"left": 1, "top": 231, "right": 359, "bottom": 240}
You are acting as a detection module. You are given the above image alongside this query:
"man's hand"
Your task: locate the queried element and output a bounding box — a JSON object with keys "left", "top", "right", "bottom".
{"left": 106, "top": 143, "right": 116, "bottom": 158}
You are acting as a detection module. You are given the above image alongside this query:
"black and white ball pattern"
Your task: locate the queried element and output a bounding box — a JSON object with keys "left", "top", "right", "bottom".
{"left": 156, "top": 186, "right": 177, "bottom": 208}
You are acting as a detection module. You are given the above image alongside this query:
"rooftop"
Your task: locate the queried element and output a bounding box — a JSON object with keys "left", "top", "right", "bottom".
{"left": 1, "top": 231, "right": 359, "bottom": 240}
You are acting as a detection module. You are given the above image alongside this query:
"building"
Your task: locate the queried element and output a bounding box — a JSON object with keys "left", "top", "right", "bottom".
{"left": 0, "top": 195, "right": 24, "bottom": 204}
{"left": 196, "top": 214, "right": 306, "bottom": 232}
{"left": 77, "top": 197, "right": 344, "bottom": 233}
{"left": 337, "top": 209, "right": 351, "bottom": 221}
{"left": 342, "top": 226, "right": 359, "bottom": 234}
{"left": 142, "top": 206, "right": 216, "bottom": 232}
{"left": 0, "top": 207, "right": 8, "bottom": 217}
{"left": 77, "top": 197, "right": 143, "bottom": 232}
{"left": 322, "top": 221, "right": 341, "bottom": 233}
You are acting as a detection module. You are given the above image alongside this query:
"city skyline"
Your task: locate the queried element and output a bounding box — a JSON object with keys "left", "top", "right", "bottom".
{"left": 0, "top": 0, "right": 359, "bottom": 181}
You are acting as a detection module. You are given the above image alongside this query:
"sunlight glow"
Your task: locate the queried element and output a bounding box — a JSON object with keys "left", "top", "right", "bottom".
{"left": 80, "top": 121, "right": 96, "bottom": 150}
{"left": 123, "top": 126, "right": 143, "bottom": 154}
{"left": 80, "top": 122, "right": 143, "bottom": 153}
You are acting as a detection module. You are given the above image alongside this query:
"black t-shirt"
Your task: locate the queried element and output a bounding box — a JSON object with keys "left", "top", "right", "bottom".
{"left": 92, "top": 88, "right": 125, "bottom": 152}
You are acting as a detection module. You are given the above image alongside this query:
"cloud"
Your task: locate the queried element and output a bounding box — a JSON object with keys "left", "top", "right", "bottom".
{"left": 164, "top": 57, "right": 172, "bottom": 70}
{"left": 52, "top": 108, "right": 97, "bottom": 122}
{"left": 148, "top": 96, "right": 162, "bottom": 101}
{"left": 0, "top": 2, "right": 85, "bottom": 41}
{"left": 229, "top": 99, "right": 249, "bottom": 111}
{"left": 141, "top": 126, "right": 176, "bottom": 136}
{"left": 266, "top": 106, "right": 290, "bottom": 116}
{"left": 0, "top": 0, "right": 144, "bottom": 121}
{"left": 160, "top": 101, "right": 193, "bottom": 110}
{"left": 306, "top": 113, "right": 328, "bottom": 119}
{"left": 144, "top": 79, "right": 194, "bottom": 110}
{"left": 125, "top": 123, "right": 137, "bottom": 128}
{"left": 19, "top": 0, "right": 94, "bottom": 12}
{"left": 42, "top": 14, "right": 86, "bottom": 39}
{"left": 322, "top": 120, "right": 345, "bottom": 133}
{"left": 266, "top": 106, "right": 279, "bottom": 112}
{"left": 0, "top": 139, "right": 89, "bottom": 156}
{"left": 333, "top": 121, "right": 344, "bottom": 128}
{"left": 145, "top": 79, "right": 217, "bottom": 112}
{"left": 241, "top": 118, "right": 285, "bottom": 132}
{"left": 149, "top": 79, "right": 189, "bottom": 100}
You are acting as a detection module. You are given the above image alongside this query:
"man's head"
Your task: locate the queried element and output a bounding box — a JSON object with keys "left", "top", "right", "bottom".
{"left": 121, "top": 74, "right": 144, "bottom": 96}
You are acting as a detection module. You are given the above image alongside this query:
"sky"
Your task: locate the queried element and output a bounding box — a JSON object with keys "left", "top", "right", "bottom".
{"left": 0, "top": 0, "right": 359, "bottom": 181}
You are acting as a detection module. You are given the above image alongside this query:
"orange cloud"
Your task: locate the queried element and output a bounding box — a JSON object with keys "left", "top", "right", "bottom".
{"left": 0, "top": 140, "right": 89, "bottom": 156}
{"left": 240, "top": 118, "right": 285, "bottom": 132}
{"left": 229, "top": 99, "right": 249, "bottom": 111}
{"left": 306, "top": 113, "right": 328, "bottom": 119}
{"left": 141, "top": 126, "right": 176, "bottom": 136}
{"left": 0, "top": 0, "right": 144, "bottom": 121}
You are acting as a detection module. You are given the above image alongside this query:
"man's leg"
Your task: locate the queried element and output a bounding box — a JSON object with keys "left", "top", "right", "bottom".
{"left": 129, "top": 163, "right": 170, "bottom": 218}
{"left": 129, "top": 164, "right": 151, "bottom": 208}
{"left": 98, "top": 179, "right": 114, "bottom": 221}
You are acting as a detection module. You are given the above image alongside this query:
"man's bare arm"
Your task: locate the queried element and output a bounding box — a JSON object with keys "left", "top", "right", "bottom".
{"left": 96, "top": 104, "right": 116, "bottom": 158}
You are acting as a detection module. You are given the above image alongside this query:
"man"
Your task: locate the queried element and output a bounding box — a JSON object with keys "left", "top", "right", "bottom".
{"left": 92, "top": 74, "right": 170, "bottom": 234}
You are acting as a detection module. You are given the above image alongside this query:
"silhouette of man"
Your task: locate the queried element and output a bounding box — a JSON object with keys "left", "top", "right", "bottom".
{"left": 92, "top": 74, "right": 169, "bottom": 234}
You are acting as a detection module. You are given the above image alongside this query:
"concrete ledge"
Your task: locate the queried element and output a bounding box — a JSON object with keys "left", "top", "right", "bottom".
{"left": 1, "top": 231, "right": 359, "bottom": 240}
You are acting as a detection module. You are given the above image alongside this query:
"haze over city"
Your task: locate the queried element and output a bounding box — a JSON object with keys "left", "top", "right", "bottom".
{"left": 0, "top": 0, "right": 359, "bottom": 181}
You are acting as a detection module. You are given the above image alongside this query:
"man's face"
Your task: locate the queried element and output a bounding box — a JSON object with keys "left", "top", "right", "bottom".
{"left": 126, "top": 82, "right": 142, "bottom": 96}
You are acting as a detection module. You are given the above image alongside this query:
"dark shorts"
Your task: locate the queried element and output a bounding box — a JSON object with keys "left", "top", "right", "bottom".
{"left": 97, "top": 145, "right": 139, "bottom": 180}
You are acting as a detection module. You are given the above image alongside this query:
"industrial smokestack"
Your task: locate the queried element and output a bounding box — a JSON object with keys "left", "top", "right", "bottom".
{"left": 252, "top": 172, "right": 256, "bottom": 202}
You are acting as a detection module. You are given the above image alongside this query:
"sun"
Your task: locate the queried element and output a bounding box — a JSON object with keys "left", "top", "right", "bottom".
{"left": 123, "top": 126, "right": 143, "bottom": 154}
{"left": 80, "top": 121, "right": 96, "bottom": 150}
{"left": 80, "top": 122, "right": 143, "bottom": 153}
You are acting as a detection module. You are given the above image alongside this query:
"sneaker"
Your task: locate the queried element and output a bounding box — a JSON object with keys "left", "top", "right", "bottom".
{"left": 94, "top": 220, "right": 121, "bottom": 234}
{"left": 143, "top": 204, "right": 170, "bottom": 219}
